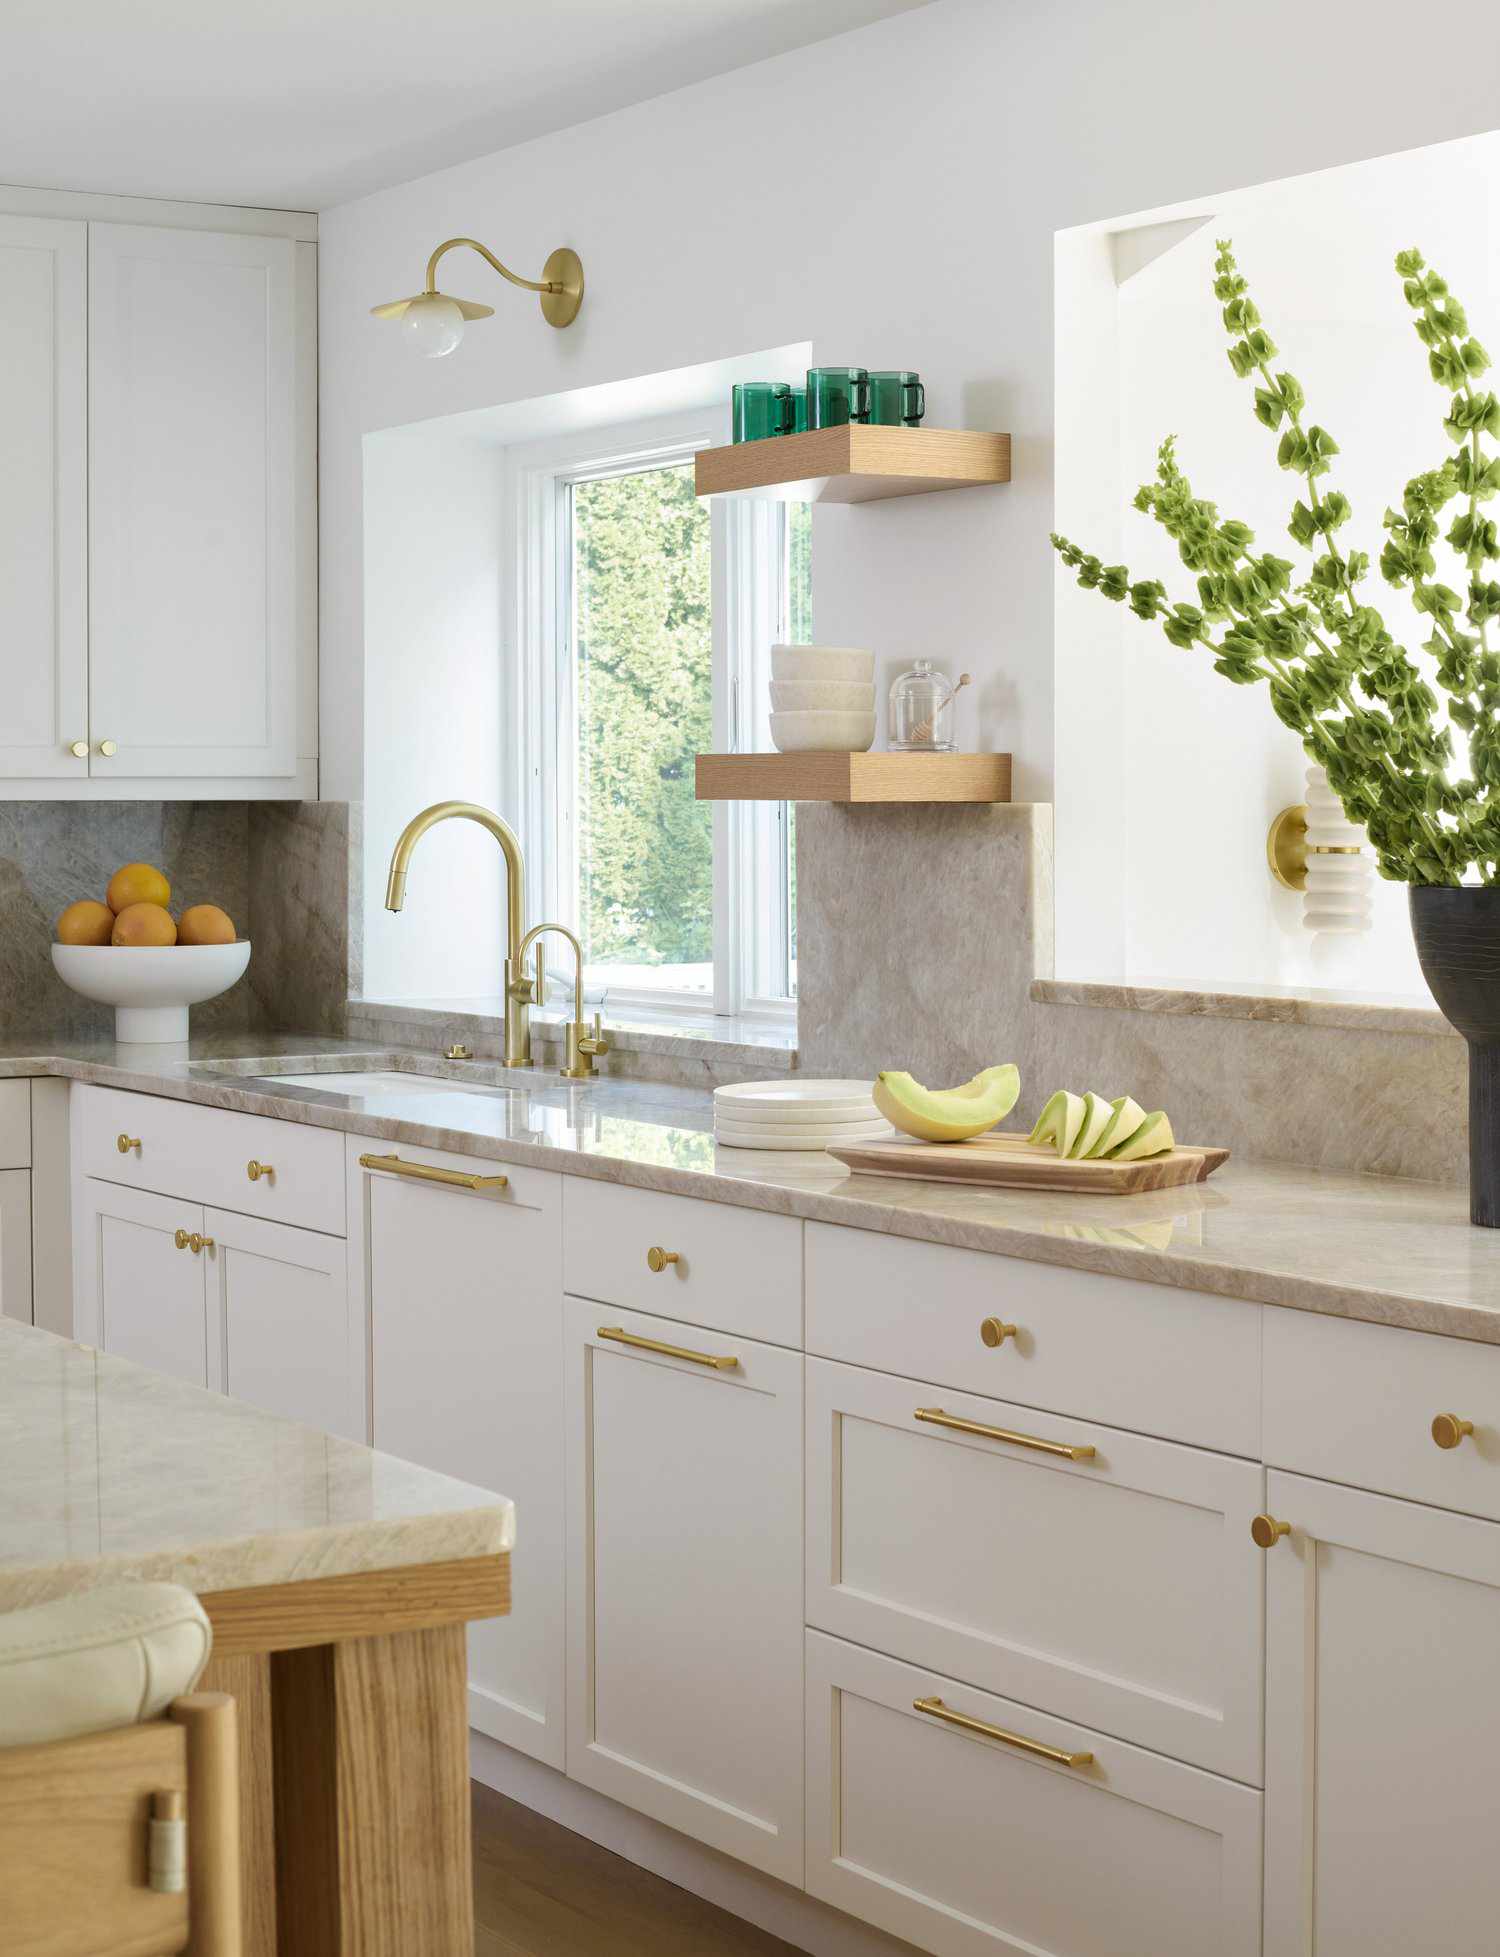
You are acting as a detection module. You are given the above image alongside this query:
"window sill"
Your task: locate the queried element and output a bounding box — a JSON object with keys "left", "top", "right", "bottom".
{"left": 346, "top": 995, "right": 798, "bottom": 1073}
{"left": 1031, "top": 977, "right": 1454, "bottom": 1039}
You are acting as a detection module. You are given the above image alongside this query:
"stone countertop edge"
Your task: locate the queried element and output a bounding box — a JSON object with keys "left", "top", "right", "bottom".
{"left": 1032, "top": 976, "right": 1454, "bottom": 1039}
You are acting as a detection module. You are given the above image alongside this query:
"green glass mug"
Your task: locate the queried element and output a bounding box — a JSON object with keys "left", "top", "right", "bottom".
{"left": 807, "top": 366, "right": 870, "bottom": 429}
{"left": 732, "top": 381, "right": 793, "bottom": 442}
{"left": 787, "top": 385, "right": 809, "bottom": 434}
{"left": 868, "top": 370, "right": 925, "bottom": 426}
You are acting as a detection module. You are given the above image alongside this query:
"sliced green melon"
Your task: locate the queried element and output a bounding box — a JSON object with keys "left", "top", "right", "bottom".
{"left": 1028, "top": 1089, "right": 1086, "bottom": 1156}
{"left": 1068, "top": 1091, "right": 1115, "bottom": 1159}
{"left": 1087, "top": 1095, "right": 1146, "bottom": 1159}
{"left": 1108, "top": 1110, "right": 1176, "bottom": 1160}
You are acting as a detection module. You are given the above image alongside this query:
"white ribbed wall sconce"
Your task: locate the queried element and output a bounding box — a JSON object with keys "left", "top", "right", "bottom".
{"left": 1267, "top": 766, "right": 1372, "bottom": 962}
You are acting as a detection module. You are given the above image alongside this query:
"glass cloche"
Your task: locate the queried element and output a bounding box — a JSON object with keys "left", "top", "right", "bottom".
{"left": 888, "top": 660, "right": 969, "bottom": 751}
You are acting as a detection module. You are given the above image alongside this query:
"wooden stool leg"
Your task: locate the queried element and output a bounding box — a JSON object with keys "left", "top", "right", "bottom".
{"left": 171, "top": 1692, "right": 243, "bottom": 1957}
{"left": 273, "top": 1625, "right": 473, "bottom": 1957}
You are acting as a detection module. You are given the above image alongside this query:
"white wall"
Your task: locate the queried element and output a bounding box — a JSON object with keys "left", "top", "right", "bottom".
{"left": 319, "top": 0, "right": 1500, "bottom": 959}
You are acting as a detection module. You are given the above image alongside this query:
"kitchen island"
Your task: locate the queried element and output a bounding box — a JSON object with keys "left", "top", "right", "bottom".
{"left": 0, "top": 1316, "right": 513, "bottom": 1957}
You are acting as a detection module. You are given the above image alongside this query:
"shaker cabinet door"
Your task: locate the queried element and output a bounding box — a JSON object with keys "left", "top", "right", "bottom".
{"left": 77, "top": 1179, "right": 207, "bottom": 1387}
{"left": 88, "top": 223, "right": 297, "bottom": 779}
{"left": 0, "top": 215, "right": 87, "bottom": 778}
{"left": 206, "top": 1207, "right": 354, "bottom": 1441}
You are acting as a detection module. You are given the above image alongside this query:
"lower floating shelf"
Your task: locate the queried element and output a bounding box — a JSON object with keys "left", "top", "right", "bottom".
{"left": 694, "top": 752, "right": 1012, "bottom": 804}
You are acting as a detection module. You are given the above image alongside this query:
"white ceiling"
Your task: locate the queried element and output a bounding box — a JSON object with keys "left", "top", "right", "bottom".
{"left": 2, "top": 0, "right": 931, "bottom": 213}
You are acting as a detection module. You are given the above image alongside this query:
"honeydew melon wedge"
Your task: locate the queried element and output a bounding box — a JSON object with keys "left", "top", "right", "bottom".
{"left": 872, "top": 1063, "right": 1020, "bottom": 1143}
{"left": 1068, "top": 1091, "right": 1115, "bottom": 1159}
{"left": 1107, "top": 1110, "right": 1175, "bottom": 1160}
{"left": 1086, "top": 1095, "right": 1146, "bottom": 1159}
{"left": 1028, "top": 1089, "right": 1087, "bottom": 1157}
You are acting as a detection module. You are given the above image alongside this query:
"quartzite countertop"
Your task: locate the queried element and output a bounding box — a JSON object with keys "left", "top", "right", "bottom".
{"left": 4, "top": 1030, "right": 1498, "bottom": 1344}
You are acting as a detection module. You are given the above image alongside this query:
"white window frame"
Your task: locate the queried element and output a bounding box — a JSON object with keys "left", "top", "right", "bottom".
{"left": 503, "top": 408, "right": 798, "bottom": 1023}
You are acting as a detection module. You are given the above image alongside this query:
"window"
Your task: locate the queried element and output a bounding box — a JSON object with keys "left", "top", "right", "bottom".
{"left": 507, "top": 412, "right": 809, "bottom": 1019}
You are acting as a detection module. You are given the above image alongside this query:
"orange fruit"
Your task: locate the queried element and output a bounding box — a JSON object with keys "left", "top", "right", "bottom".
{"left": 106, "top": 862, "right": 170, "bottom": 915}
{"left": 178, "top": 903, "right": 236, "bottom": 946}
{"left": 111, "top": 903, "right": 178, "bottom": 947}
{"left": 56, "top": 899, "right": 115, "bottom": 946}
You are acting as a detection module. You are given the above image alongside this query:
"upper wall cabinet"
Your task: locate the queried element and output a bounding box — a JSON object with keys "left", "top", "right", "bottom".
{"left": 0, "top": 216, "right": 88, "bottom": 779}
{"left": 0, "top": 200, "right": 316, "bottom": 798}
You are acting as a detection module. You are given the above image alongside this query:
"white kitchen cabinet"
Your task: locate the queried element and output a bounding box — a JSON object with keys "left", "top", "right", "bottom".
{"left": 564, "top": 1300, "right": 804, "bottom": 1883}
{"left": 77, "top": 1179, "right": 207, "bottom": 1387}
{"left": 0, "top": 215, "right": 87, "bottom": 779}
{"left": 1263, "top": 1469, "right": 1500, "bottom": 1955}
{"left": 805, "top": 1631, "right": 1262, "bottom": 1957}
{"left": 0, "top": 1170, "right": 33, "bottom": 1324}
{"left": 208, "top": 1206, "right": 354, "bottom": 1440}
{"left": 358, "top": 1142, "right": 565, "bottom": 1768}
{"left": 89, "top": 223, "right": 296, "bottom": 781}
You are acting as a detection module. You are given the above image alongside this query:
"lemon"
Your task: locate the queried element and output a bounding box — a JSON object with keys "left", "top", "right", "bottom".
{"left": 111, "top": 903, "right": 178, "bottom": 947}
{"left": 178, "top": 904, "right": 236, "bottom": 945}
{"left": 106, "top": 862, "right": 171, "bottom": 915}
{"left": 56, "top": 899, "right": 115, "bottom": 946}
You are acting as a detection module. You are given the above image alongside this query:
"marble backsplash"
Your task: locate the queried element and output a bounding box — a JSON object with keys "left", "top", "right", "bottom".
{"left": 0, "top": 802, "right": 355, "bottom": 1039}
{"left": 795, "top": 802, "right": 1468, "bottom": 1185}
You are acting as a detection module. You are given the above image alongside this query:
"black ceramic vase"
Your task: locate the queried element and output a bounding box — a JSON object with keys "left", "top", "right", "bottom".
{"left": 1410, "top": 885, "right": 1500, "bottom": 1227}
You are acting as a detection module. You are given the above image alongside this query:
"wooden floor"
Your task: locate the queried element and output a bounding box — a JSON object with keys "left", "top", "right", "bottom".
{"left": 472, "top": 1783, "right": 806, "bottom": 1957}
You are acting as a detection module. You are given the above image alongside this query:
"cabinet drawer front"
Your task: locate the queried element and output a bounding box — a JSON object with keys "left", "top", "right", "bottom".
{"left": 0, "top": 1082, "right": 29, "bottom": 1169}
{"left": 807, "top": 1358, "right": 1263, "bottom": 1781}
{"left": 805, "top": 1631, "right": 1262, "bottom": 1957}
{"left": 806, "top": 1222, "right": 1260, "bottom": 1454}
{"left": 563, "top": 1179, "right": 801, "bottom": 1345}
{"left": 1264, "top": 1308, "right": 1500, "bottom": 1519}
{"left": 78, "top": 1085, "right": 344, "bottom": 1235}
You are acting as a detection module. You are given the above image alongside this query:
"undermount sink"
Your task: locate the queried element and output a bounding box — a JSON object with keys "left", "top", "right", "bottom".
{"left": 249, "top": 1070, "right": 510, "bottom": 1096}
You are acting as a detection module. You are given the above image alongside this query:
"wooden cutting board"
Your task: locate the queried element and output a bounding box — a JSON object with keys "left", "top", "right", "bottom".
{"left": 826, "top": 1132, "right": 1230, "bottom": 1194}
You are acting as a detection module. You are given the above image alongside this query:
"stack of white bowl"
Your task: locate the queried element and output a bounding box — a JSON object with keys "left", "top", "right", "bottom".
{"left": 769, "top": 645, "right": 876, "bottom": 752}
{"left": 714, "top": 1079, "right": 892, "bottom": 1151}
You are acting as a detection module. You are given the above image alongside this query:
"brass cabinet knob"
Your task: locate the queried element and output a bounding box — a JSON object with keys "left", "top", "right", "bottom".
{"left": 1251, "top": 1513, "right": 1292, "bottom": 1549}
{"left": 646, "top": 1246, "right": 680, "bottom": 1273}
{"left": 979, "top": 1317, "right": 1019, "bottom": 1348}
{"left": 69, "top": 740, "right": 88, "bottom": 759}
{"left": 173, "top": 1229, "right": 213, "bottom": 1255}
{"left": 246, "top": 1159, "right": 275, "bottom": 1184}
{"left": 174, "top": 1228, "right": 192, "bottom": 1251}
{"left": 97, "top": 739, "right": 117, "bottom": 757}
{"left": 117, "top": 1134, "right": 142, "bottom": 1155}
{"left": 1432, "top": 1412, "right": 1476, "bottom": 1450}
{"left": 195, "top": 1235, "right": 215, "bottom": 1255}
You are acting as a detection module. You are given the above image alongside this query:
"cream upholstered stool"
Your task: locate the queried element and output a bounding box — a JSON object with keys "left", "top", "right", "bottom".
{"left": 0, "top": 1582, "right": 241, "bottom": 1957}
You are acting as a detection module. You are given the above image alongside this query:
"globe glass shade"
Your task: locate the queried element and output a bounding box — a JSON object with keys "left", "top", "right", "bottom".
{"left": 401, "top": 294, "right": 466, "bottom": 358}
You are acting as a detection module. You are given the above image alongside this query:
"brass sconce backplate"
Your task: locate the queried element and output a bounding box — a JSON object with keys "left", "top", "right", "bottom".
{"left": 1267, "top": 804, "right": 1309, "bottom": 892}
{"left": 539, "top": 248, "right": 584, "bottom": 328}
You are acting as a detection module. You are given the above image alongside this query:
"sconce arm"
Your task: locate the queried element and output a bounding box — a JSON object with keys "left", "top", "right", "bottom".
{"left": 425, "top": 237, "right": 562, "bottom": 297}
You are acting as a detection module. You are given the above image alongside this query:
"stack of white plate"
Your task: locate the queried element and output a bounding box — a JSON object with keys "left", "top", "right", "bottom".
{"left": 769, "top": 646, "right": 876, "bottom": 752}
{"left": 714, "top": 1078, "right": 892, "bottom": 1151}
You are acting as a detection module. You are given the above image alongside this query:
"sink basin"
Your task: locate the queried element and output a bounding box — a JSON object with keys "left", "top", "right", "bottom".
{"left": 249, "top": 1070, "right": 505, "bottom": 1096}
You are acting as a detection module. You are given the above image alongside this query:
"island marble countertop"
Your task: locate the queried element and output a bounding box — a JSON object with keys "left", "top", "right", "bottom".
{"left": 1, "top": 1031, "right": 1497, "bottom": 1344}
{"left": 0, "top": 1316, "right": 514, "bottom": 1612}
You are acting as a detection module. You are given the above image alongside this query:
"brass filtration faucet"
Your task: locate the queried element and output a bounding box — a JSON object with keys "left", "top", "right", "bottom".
{"left": 384, "top": 801, "right": 610, "bottom": 1078}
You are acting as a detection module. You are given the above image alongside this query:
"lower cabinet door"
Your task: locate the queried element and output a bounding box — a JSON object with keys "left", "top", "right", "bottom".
{"left": 1264, "top": 1469, "right": 1500, "bottom": 1955}
{"left": 565, "top": 1300, "right": 804, "bottom": 1883}
{"left": 805, "top": 1631, "right": 1262, "bottom": 1957}
{"left": 205, "top": 1208, "right": 354, "bottom": 1440}
{"left": 0, "top": 1169, "right": 32, "bottom": 1323}
{"left": 76, "top": 1179, "right": 207, "bottom": 1386}
{"left": 362, "top": 1145, "right": 564, "bottom": 1768}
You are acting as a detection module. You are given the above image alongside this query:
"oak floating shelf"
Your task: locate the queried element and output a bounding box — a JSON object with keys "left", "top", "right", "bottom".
{"left": 693, "top": 425, "right": 1011, "bottom": 504}
{"left": 695, "top": 752, "right": 1012, "bottom": 804}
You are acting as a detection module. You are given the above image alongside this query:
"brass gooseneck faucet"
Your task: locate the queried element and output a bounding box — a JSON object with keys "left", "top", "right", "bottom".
{"left": 384, "top": 801, "right": 609, "bottom": 1077}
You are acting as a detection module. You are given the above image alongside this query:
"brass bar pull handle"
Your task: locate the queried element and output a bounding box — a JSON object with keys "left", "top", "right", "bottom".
{"left": 1432, "top": 1412, "right": 1475, "bottom": 1450}
{"left": 358, "top": 1152, "right": 507, "bottom": 1192}
{"left": 246, "top": 1159, "right": 275, "bottom": 1184}
{"left": 912, "top": 1696, "right": 1094, "bottom": 1769}
{"left": 646, "top": 1246, "right": 680, "bottom": 1273}
{"left": 1251, "top": 1513, "right": 1291, "bottom": 1548}
{"left": 597, "top": 1327, "right": 738, "bottom": 1371}
{"left": 117, "top": 1134, "right": 142, "bottom": 1155}
{"left": 979, "top": 1317, "right": 1018, "bottom": 1348}
{"left": 914, "top": 1407, "right": 1096, "bottom": 1462}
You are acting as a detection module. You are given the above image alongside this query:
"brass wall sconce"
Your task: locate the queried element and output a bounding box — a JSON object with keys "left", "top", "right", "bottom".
{"left": 372, "top": 237, "right": 584, "bottom": 358}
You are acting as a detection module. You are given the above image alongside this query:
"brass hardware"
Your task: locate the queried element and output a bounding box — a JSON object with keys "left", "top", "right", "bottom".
{"left": 513, "top": 921, "right": 613, "bottom": 1078}
{"left": 1267, "top": 804, "right": 1310, "bottom": 892}
{"left": 69, "top": 740, "right": 88, "bottom": 759}
{"left": 174, "top": 1228, "right": 192, "bottom": 1251}
{"left": 96, "top": 739, "right": 117, "bottom": 757}
{"left": 444, "top": 1044, "right": 472, "bottom": 1061}
{"left": 116, "top": 1133, "right": 142, "bottom": 1155}
{"left": 597, "top": 1326, "right": 738, "bottom": 1371}
{"left": 1251, "top": 1513, "right": 1291, "bottom": 1548}
{"left": 914, "top": 1406, "right": 1095, "bottom": 1461}
{"left": 385, "top": 802, "right": 532, "bottom": 1067}
{"left": 912, "top": 1696, "right": 1094, "bottom": 1769}
{"left": 1309, "top": 844, "right": 1362, "bottom": 855}
{"left": 371, "top": 239, "right": 584, "bottom": 335}
{"left": 979, "top": 1317, "right": 1018, "bottom": 1348}
{"left": 246, "top": 1159, "right": 275, "bottom": 1184}
{"left": 174, "top": 1229, "right": 213, "bottom": 1254}
{"left": 646, "top": 1246, "right": 680, "bottom": 1273}
{"left": 358, "top": 1151, "right": 508, "bottom": 1192}
{"left": 566, "top": 1013, "right": 612, "bottom": 1079}
{"left": 1432, "top": 1412, "right": 1476, "bottom": 1450}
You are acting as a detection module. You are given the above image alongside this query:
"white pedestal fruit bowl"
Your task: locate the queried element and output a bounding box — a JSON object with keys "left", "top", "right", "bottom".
{"left": 52, "top": 941, "right": 251, "bottom": 1043}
